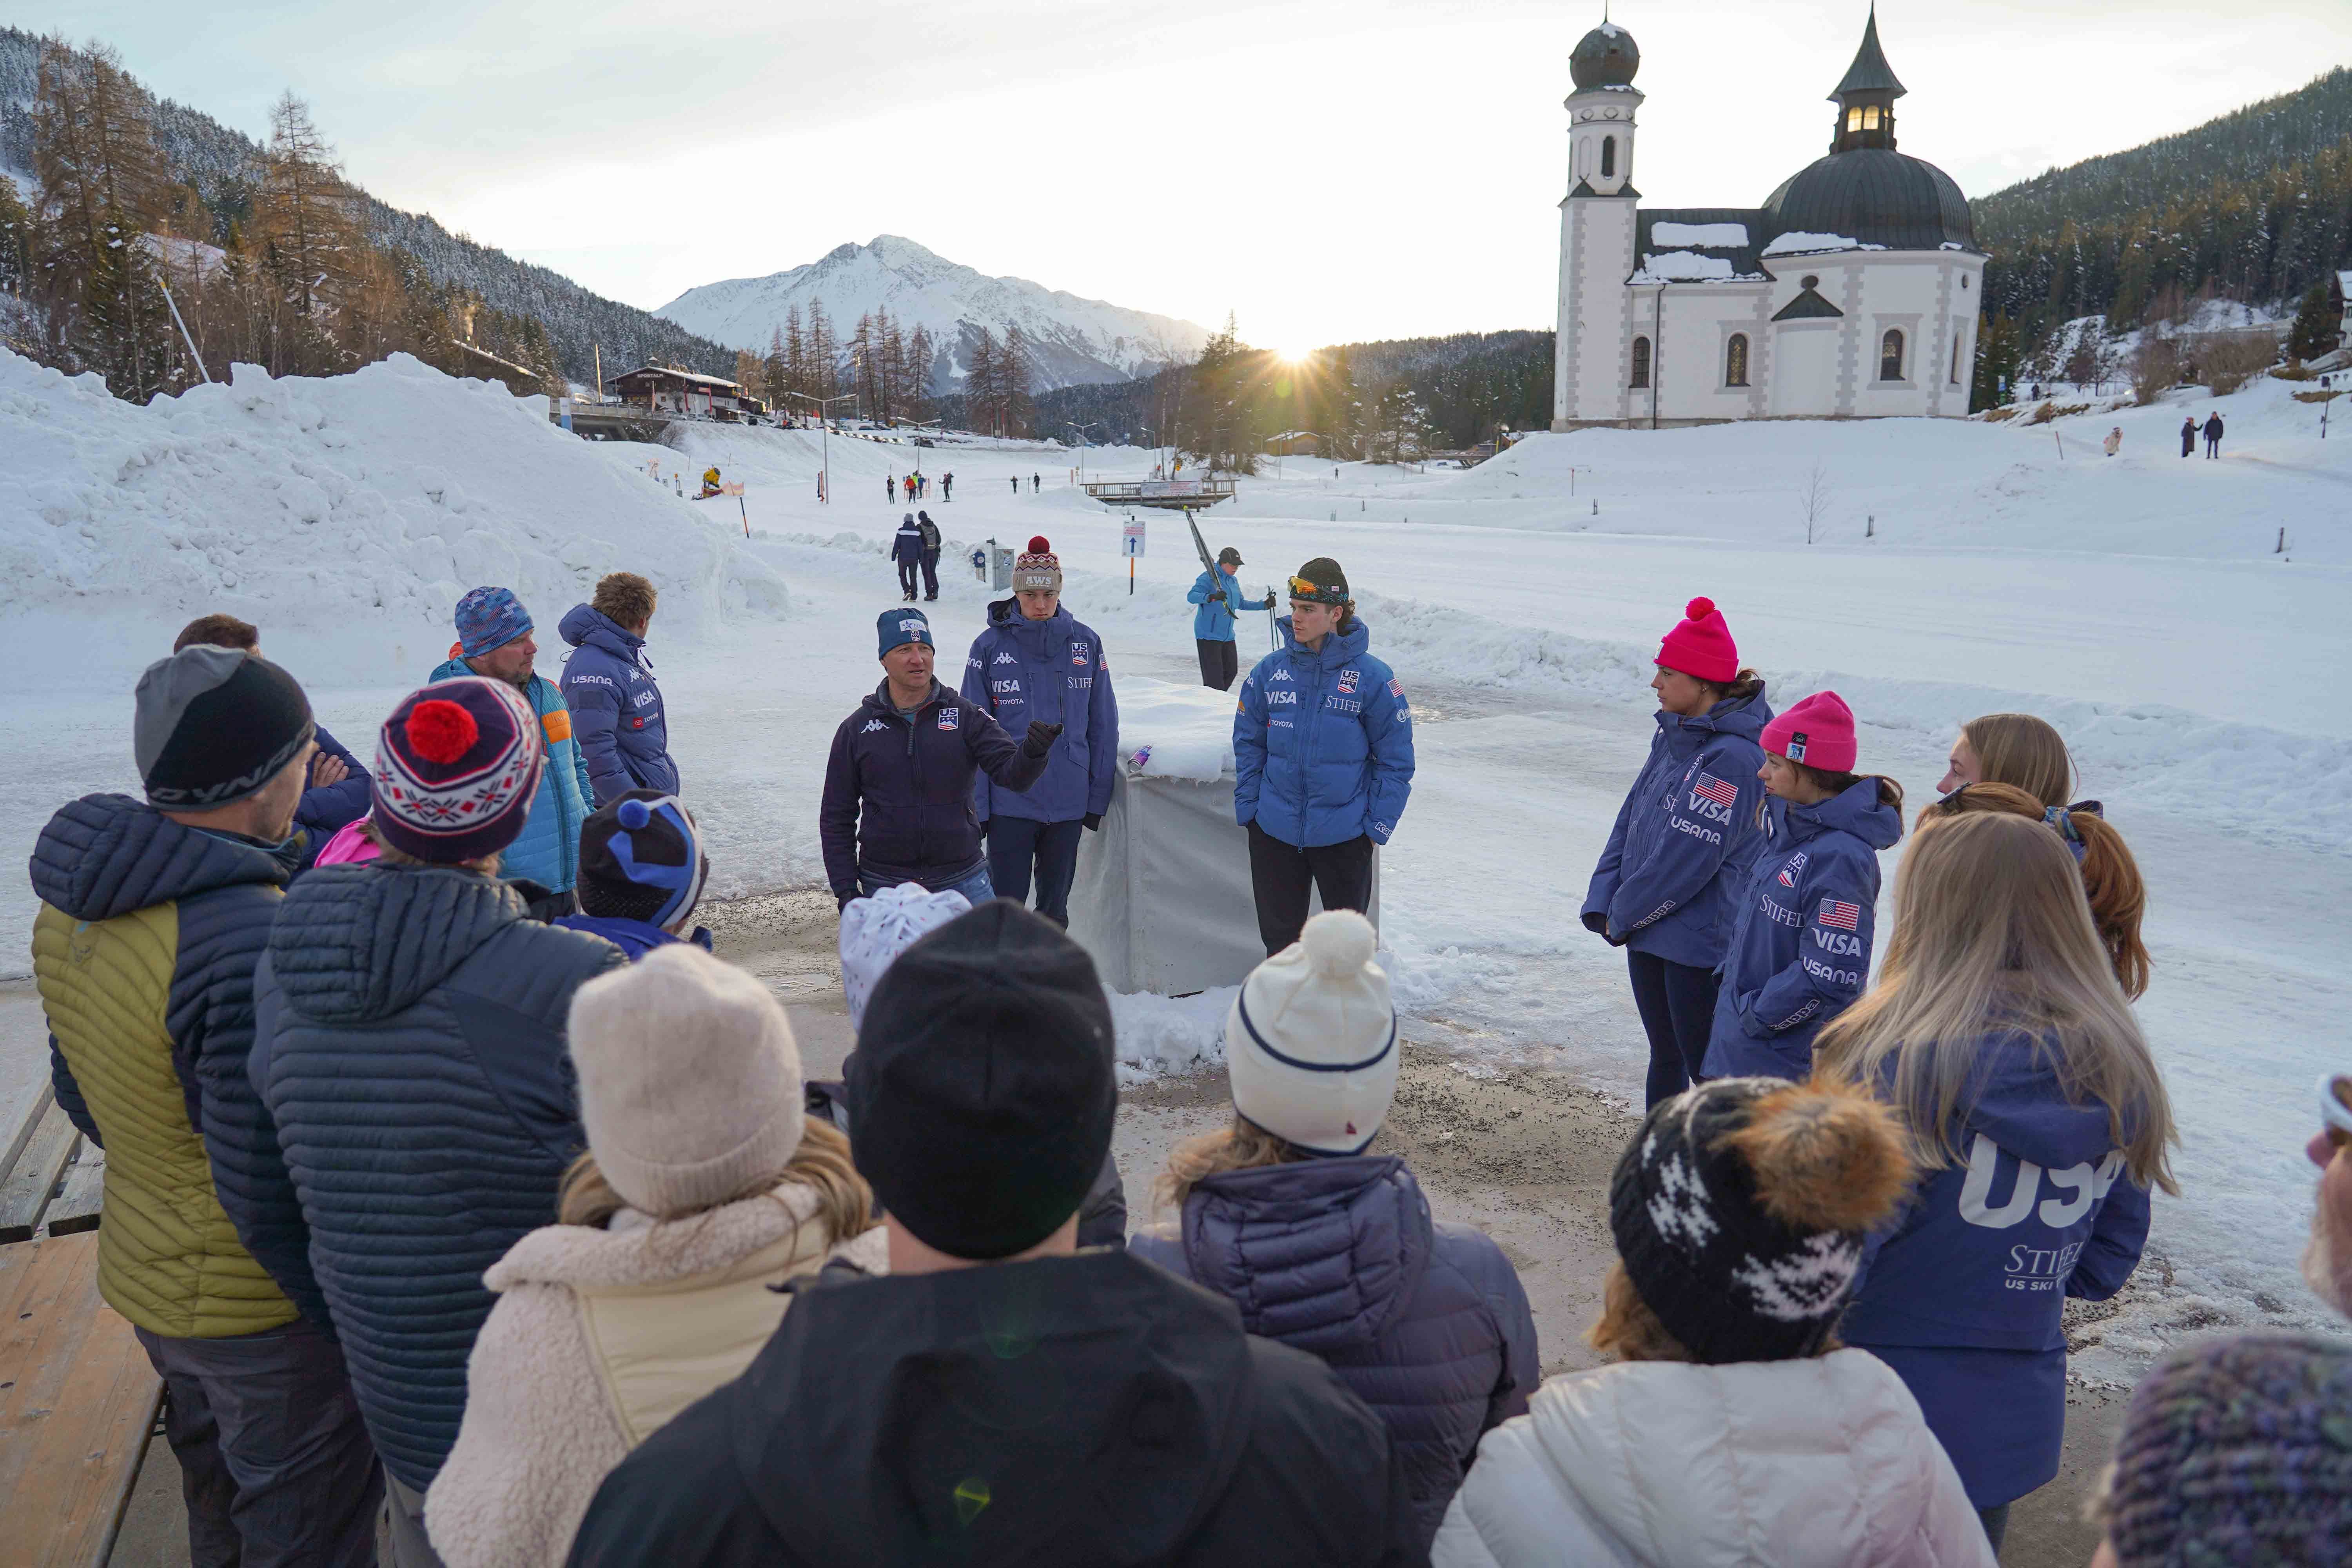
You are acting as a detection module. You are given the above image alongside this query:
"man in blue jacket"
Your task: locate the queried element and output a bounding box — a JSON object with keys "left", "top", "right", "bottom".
{"left": 960, "top": 538, "right": 1117, "bottom": 927}
{"left": 558, "top": 572, "right": 678, "bottom": 808}
{"left": 173, "top": 614, "right": 369, "bottom": 869}
{"left": 892, "top": 513, "right": 924, "bottom": 601}
{"left": 821, "top": 608, "right": 1060, "bottom": 909}
{"left": 1187, "top": 545, "right": 1271, "bottom": 691}
{"left": 1234, "top": 557, "right": 1415, "bottom": 956}
{"left": 430, "top": 586, "right": 594, "bottom": 903}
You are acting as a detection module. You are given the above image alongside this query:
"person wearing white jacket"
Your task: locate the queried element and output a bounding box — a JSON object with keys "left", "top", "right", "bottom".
{"left": 424, "top": 944, "right": 882, "bottom": 1568}
{"left": 1433, "top": 1075, "right": 1997, "bottom": 1568}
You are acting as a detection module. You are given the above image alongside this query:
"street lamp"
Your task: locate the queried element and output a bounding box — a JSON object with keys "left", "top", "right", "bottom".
{"left": 1067, "top": 421, "right": 1103, "bottom": 483}
{"left": 900, "top": 418, "right": 944, "bottom": 478}
{"left": 786, "top": 390, "right": 859, "bottom": 503}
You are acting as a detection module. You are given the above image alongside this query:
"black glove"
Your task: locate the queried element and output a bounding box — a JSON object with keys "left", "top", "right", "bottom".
{"left": 1082, "top": 812, "right": 1102, "bottom": 832}
{"left": 1581, "top": 911, "right": 1609, "bottom": 937}
{"left": 1207, "top": 590, "right": 1227, "bottom": 603}
{"left": 1261, "top": 591, "right": 1277, "bottom": 609}
{"left": 1022, "top": 721, "right": 1063, "bottom": 757}
{"left": 837, "top": 890, "right": 857, "bottom": 913}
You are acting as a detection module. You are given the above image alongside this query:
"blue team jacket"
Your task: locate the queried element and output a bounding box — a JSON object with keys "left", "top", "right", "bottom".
{"left": 1234, "top": 617, "right": 1415, "bottom": 849}
{"left": 1187, "top": 566, "right": 1254, "bottom": 642}
{"left": 1702, "top": 779, "right": 1902, "bottom": 1080}
{"left": 1840, "top": 1034, "right": 2153, "bottom": 1505}
{"left": 557, "top": 604, "right": 678, "bottom": 808}
{"left": 1582, "top": 690, "right": 1773, "bottom": 969}
{"left": 959, "top": 598, "right": 1118, "bottom": 825}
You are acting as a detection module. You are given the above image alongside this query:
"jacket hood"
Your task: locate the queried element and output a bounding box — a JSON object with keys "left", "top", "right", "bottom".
{"left": 1276, "top": 614, "right": 1372, "bottom": 668}
{"left": 268, "top": 863, "right": 529, "bottom": 1023}
{"left": 31, "top": 793, "right": 298, "bottom": 921}
{"left": 1658, "top": 685, "right": 1772, "bottom": 748}
{"left": 987, "top": 597, "right": 1073, "bottom": 639}
{"left": 726, "top": 1249, "right": 1259, "bottom": 1563}
{"left": 558, "top": 603, "right": 644, "bottom": 663}
{"left": 1939, "top": 1031, "right": 2132, "bottom": 1171}
{"left": 484, "top": 1184, "right": 877, "bottom": 1294}
{"left": 1774, "top": 777, "right": 1903, "bottom": 852}
{"left": 1179, "top": 1156, "right": 1430, "bottom": 1353}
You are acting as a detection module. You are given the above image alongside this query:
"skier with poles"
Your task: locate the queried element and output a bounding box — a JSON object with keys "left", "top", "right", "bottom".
{"left": 942, "top": 472, "right": 954, "bottom": 501}
{"left": 1186, "top": 530, "right": 1272, "bottom": 691}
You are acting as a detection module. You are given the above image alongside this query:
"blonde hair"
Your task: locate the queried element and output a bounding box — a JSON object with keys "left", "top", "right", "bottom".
{"left": 1156, "top": 1113, "right": 1299, "bottom": 1210}
{"left": 1923, "top": 783, "right": 2150, "bottom": 999}
{"left": 1816, "top": 813, "right": 2176, "bottom": 1191}
{"left": 1587, "top": 1262, "right": 1695, "bottom": 1362}
{"left": 557, "top": 1116, "right": 872, "bottom": 1249}
{"left": 1961, "top": 713, "right": 2075, "bottom": 808}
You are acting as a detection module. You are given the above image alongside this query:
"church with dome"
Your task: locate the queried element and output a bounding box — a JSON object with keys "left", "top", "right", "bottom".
{"left": 1551, "top": 9, "right": 1982, "bottom": 428}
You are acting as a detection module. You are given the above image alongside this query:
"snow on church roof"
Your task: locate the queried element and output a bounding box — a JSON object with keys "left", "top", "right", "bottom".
{"left": 1631, "top": 252, "right": 1740, "bottom": 283}
{"left": 1651, "top": 222, "right": 1748, "bottom": 248}
{"left": 1761, "top": 230, "right": 1886, "bottom": 257}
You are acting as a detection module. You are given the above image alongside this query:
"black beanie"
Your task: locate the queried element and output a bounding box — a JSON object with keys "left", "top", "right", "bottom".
{"left": 1609, "top": 1076, "right": 1911, "bottom": 1365}
{"left": 847, "top": 900, "right": 1117, "bottom": 1259}
{"left": 578, "top": 791, "right": 706, "bottom": 926}
{"left": 133, "top": 646, "right": 315, "bottom": 810}
{"left": 1289, "top": 556, "right": 1350, "bottom": 603}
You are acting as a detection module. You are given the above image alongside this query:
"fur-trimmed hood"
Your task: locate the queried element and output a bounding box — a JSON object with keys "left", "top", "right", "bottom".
{"left": 485, "top": 1180, "right": 880, "bottom": 1295}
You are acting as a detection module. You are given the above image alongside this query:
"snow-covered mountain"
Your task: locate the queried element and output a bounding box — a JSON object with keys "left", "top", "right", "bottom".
{"left": 653, "top": 236, "right": 1210, "bottom": 391}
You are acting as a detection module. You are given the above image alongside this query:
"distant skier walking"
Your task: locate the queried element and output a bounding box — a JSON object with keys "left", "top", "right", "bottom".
{"left": 885, "top": 474, "right": 895, "bottom": 503}
{"left": 1187, "top": 545, "right": 1269, "bottom": 692}
{"left": 916, "top": 511, "right": 942, "bottom": 601}
{"left": 2180, "top": 416, "right": 2196, "bottom": 458}
{"left": 2203, "top": 412, "right": 2225, "bottom": 458}
{"left": 1032, "top": 473, "right": 1042, "bottom": 493}
{"left": 943, "top": 472, "right": 954, "bottom": 501}
{"left": 1010, "top": 477, "right": 1019, "bottom": 495}
{"left": 893, "top": 513, "right": 924, "bottom": 602}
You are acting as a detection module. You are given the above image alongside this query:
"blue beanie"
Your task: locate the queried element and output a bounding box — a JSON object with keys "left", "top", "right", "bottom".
{"left": 878, "top": 608, "right": 934, "bottom": 659}
{"left": 455, "top": 586, "right": 534, "bottom": 658}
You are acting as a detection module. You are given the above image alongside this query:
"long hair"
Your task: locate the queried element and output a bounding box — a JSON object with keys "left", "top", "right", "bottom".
{"left": 374, "top": 842, "right": 500, "bottom": 877}
{"left": 1698, "top": 666, "right": 1767, "bottom": 704}
{"left": 557, "top": 1116, "right": 872, "bottom": 1252}
{"left": 1156, "top": 1113, "right": 1299, "bottom": 1211}
{"left": 1777, "top": 763, "right": 1906, "bottom": 832}
{"left": 1962, "top": 713, "right": 2074, "bottom": 807}
{"left": 1815, "top": 813, "right": 2176, "bottom": 1192}
{"left": 1922, "top": 783, "right": 2149, "bottom": 999}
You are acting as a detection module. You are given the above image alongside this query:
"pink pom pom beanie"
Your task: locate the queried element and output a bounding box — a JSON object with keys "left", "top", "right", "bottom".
{"left": 1761, "top": 690, "right": 1858, "bottom": 773}
{"left": 1656, "top": 596, "right": 1739, "bottom": 684}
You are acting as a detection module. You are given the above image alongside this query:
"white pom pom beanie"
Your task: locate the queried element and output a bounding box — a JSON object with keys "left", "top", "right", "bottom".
{"left": 567, "top": 944, "right": 805, "bottom": 1220}
{"left": 839, "top": 882, "right": 975, "bottom": 1030}
{"left": 1225, "top": 909, "right": 1399, "bottom": 1156}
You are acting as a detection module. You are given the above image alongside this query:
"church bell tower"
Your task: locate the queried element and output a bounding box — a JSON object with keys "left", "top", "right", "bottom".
{"left": 1554, "top": 20, "right": 1642, "bottom": 429}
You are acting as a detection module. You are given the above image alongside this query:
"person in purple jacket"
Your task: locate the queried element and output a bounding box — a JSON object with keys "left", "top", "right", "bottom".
{"left": 1582, "top": 596, "right": 1774, "bottom": 1105}
{"left": 1819, "top": 811, "right": 2178, "bottom": 1556}
{"left": 1703, "top": 690, "right": 1904, "bottom": 1081}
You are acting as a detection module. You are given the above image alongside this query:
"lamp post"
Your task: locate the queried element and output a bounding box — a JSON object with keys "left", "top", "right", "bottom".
{"left": 900, "top": 417, "right": 944, "bottom": 480}
{"left": 787, "top": 391, "right": 859, "bottom": 503}
{"left": 1067, "top": 420, "right": 1103, "bottom": 483}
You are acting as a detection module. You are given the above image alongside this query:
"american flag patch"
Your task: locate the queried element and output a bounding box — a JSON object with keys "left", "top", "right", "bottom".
{"left": 1388, "top": 679, "right": 1404, "bottom": 698}
{"left": 1692, "top": 773, "right": 1739, "bottom": 808}
{"left": 1819, "top": 899, "right": 1862, "bottom": 931}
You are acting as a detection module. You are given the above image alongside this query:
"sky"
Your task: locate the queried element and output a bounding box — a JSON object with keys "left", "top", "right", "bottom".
{"left": 23, "top": 0, "right": 2352, "bottom": 352}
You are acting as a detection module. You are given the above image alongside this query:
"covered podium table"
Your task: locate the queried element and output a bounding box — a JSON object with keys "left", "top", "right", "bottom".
{"left": 1067, "top": 678, "right": 1376, "bottom": 996}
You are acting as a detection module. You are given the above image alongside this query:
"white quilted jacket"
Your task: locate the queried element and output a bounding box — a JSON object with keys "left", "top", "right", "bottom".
{"left": 1432, "top": 1349, "right": 1997, "bottom": 1568}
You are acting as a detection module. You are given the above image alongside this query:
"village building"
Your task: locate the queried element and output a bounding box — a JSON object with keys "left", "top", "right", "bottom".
{"left": 609, "top": 365, "right": 767, "bottom": 421}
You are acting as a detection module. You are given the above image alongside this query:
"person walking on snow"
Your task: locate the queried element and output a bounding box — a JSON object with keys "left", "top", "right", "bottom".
{"left": 959, "top": 539, "right": 1118, "bottom": 927}
{"left": 891, "top": 512, "right": 924, "bottom": 602}
{"left": 1033, "top": 472, "right": 1042, "bottom": 492}
{"left": 2203, "top": 411, "right": 2224, "bottom": 457}
{"left": 1582, "top": 597, "right": 1773, "bottom": 1107}
{"left": 1188, "top": 544, "right": 1273, "bottom": 691}
{"left": 2180, "top": 416, "right": 2196, "bottom": 458}
{"left": 885, "top": 474, "right": 895, "bottom": 503}
{"left": 1010, "top": 475, "right": 1020, "bottom": 495}
{"left": 820, "top": 608, "right": 1060, "bottom": 909}
{"left": 2102, "top": 426, "right": 2122, "bottom": 457}
{"left": 915, "top": 510, "right": 943, "bottom": 601}
{"left": 173, "top": 613, "right": 368, "bottom": 871}
{"left": 1233, "top": 557, "right": 1416, "bottom": 956}
{"left": 558, "top": 572, "right": 676, "bottom": 808}
{"left": 942, "top": 471, "right": 953, "bottom": 501}
{"left": 1702, "top": 691, "right": 1903, "bottom": 1082}
{"left": 699, "top": 466, "right": 722, "bottom": 498}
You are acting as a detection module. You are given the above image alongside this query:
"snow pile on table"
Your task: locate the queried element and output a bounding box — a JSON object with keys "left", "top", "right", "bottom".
{"left": 1118, "top": 677, "right": 1238, "bottom": 781}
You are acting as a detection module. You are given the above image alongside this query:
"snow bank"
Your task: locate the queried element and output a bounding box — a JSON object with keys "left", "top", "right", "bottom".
{"left": 1651, "top": 221, "right": 1748, "bottom": 247}
{"left": 1119, "top": 677, "right": 1238, "bottom": 782}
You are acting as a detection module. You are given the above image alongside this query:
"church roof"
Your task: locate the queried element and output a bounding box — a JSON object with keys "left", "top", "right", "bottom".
{"left": 1831, "top": 8, "right": 1907, "bottom": 101}
{"left": 1632, "top": 209, "right": 1771, "bottom": 283}
{"left": 1571, "top": 22, "right": 1641, "bottom": 91}
{"left": 1763, "top": 149, "right": 1975, "bottom": 253}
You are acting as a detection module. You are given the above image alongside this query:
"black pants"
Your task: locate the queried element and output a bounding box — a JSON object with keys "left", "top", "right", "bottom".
{"left": 1196, "top": 638, "right": 1239, "bottom": 691}
{"left": 1247, "top": 821, "right": 1373, "bottom": 955}
{"left": 920, "top": 548, "right": 940, "bottom": 599}
{"left": 135, "top": 1317, "right": 381, "bottom": 1568}
{"left": 987, "top": 815, "right": 1085, "bottom": 926}
{"left": 897, "top": 557, "right": 919, "bottom": 597}
{"left": 1625, "top": 948, "right": 1720, "bottom": 1108}
{"left": 2206, "top": 436, "right": 2220, "bottom": 457}
{"left": 1977, "top": 1504, "right": 2009, "bottom": 1554}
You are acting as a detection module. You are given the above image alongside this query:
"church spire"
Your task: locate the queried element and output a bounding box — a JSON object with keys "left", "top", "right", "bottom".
{"left": 1827, "top": 5, "right": 1904, "bottom": 152}
{"left": 1830, "top": 5, "right": 1907, "bottom": 102}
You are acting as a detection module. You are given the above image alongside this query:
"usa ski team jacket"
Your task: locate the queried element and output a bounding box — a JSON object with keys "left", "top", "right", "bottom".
{"left": 891, "top": 521, "right": 924, "bottom": 564}
{"left": 1581, "top": 690, "right": 1773, "bottom": 970}
{"left": 557, "top": 604, "right": 679, "bottom": 807}
{"left": 1838, "top": 1033, "right": 2152, "bottom": 1504}
{"left": 1187, "top": 566, "right": 1250, "bottom": 642}
{"left": 819, "top": 679, "right": 1052, "bottom": 895}
{"left": 960, "top": 597, "right": 1118, "bottom": 825}
{"left": 1234, "top": 616, "right": 1416, "bottom": 849}
{"left": 430, "top": 657, "right": 595, "bottom": 894}
{"left": 1702, "top": 779, "right": 1902, "bottom": 1080}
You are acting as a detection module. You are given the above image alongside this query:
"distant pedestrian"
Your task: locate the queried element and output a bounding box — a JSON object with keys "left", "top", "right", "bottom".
{"left": 2203, "top": 411, "right": 2224, "bottom": 457}
{"left": 1032, "top": 472, "right": 1042, "bottom": 492}
{"left": 1010, "top": 476, "right": 1019, "bottom": 495}
{"left": 916, "top": 511, "right": 942, "bottom": 601}
{"left": 942, "top": 471, "right": 953, "bottom": 501}
{"left": 885, "top": 474, "right": 894, "bottom": 503}
{"left": 1187, "top": 544, "right": 1269, "bottom": 691}
{"left": 2180, "top": 416, "right": 2196, "bottom": 457}
{"left": 2102, "top": 426, "right": 2122, "bottom": 457}
{"left": 892, "top": 513, "right": 923, "bottom": 602}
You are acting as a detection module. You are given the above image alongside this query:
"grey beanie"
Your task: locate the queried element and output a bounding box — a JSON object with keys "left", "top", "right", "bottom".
{"left": 566, "top": 944, "right": 806, "bottom": 1220}
{"left": 133, "top": 645, "right": 315, "bottom": 809}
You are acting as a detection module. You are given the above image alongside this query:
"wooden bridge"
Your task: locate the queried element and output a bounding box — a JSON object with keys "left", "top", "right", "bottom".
{"left": 1081, "top": 478, "right": 1238, "bottom": 510}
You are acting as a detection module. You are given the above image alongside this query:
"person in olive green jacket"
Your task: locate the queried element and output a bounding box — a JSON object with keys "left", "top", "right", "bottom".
{"left": 30, "top": 646, "right": 380, "bottom": 1568}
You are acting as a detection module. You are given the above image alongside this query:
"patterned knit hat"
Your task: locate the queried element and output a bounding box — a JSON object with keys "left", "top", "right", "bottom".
{"left": 372, "top": 677, "right": 544, "bottom": 863}
{"left": 578, "top": 791, "right": 707, "bottom": 928}
{"left": 1610, "top": 1076, "right": 1912, "bottom": 1364}
{"left": 454, "top": 585, "right": 534, "bottom": 659}
{"left": 1013, "top": 536, "right": 1062, "bottom": 594}
{"left": 2104, "top": 1333, "right": 2352, "bottom": 1565}
{"left": 132, "top": 646, "right": 316, "bottom": 810}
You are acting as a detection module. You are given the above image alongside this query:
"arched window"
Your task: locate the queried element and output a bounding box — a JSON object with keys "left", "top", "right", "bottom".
{"left": 1880, "top": 329, "right": 1905, "bottom": 382}
{"left": 1862, "top": 104, "right": 1881, "bottom": 130}
{"left": 1725, "top": 333, "right": 1749, "bottom": 387}
{"left": 1601, "top": 136, "right": 1616, "bottom": 179}
{"left": 1847, "top": 105, "right": 1863, "bottom": 132}
{"left": 1631, "top": 336, "right": 1651, "bottom": 389}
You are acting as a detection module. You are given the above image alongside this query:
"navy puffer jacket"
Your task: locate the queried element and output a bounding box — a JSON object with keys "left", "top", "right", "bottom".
{"left": 1131, "top": 1155, "right": 1539, "bottom": 1551}
{"left": 250, "top": 862, "right": 624, "bottom": 1491}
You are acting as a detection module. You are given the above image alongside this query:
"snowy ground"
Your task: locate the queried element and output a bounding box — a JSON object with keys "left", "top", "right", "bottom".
{"left": 4, "top": 348, "right": 2346, "bottom": 1376}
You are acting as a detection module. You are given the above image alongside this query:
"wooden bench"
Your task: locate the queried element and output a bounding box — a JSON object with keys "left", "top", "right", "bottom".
{"left": 0, "top": 1085, "right": 161, "bottom": 1568}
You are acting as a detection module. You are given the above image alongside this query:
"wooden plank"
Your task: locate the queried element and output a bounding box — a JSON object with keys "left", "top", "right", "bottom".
{"left": 0, "top": 1232, "right": 163, "bottom": 1568}
{"left": 0, "top": 1105, "right": 78, "bottom": 1245}
{"left": 0, "top": 1082, "right": 53, "bottom": 1188}
{"left": 42, "top": 1147, "right": 105, "bottom": 1238}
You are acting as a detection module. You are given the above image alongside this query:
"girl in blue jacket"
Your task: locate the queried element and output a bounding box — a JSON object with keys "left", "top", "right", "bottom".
{"left": 1704, "top": 690, "right": 1903, "bottom": 1081}
{"left": 1582, "top": 597, "right": 1773, "bottom": 1106}
{"left": 1820, "top": 811, "right": 2177, "bottom": 1554}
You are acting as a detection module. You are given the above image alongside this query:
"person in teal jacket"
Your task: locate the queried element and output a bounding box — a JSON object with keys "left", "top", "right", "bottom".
{"left": 1187, "top": 546, "right": 1272, "bottom": 692}
{"left": 431, "top": 586, "right": 593, "bottom": 902}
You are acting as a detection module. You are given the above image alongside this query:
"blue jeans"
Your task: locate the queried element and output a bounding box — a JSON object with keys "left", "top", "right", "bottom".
{"left": 986, "top": 816, "right": 1085, "bottom": 927}
{"left": 859, "top": 863, "right": 995, "bottom": 906}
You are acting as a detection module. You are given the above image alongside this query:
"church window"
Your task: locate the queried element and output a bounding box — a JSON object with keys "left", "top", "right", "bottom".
{"left": 1601, "top": 136, "right": 1616, "bottom": 179}
{"left": 1631, "top": 336, "right": 1651, "bottom": 388}
{"left": 1880, "top": 329, "right": 1906, "bottom": 381}
{"left": 1847, "top": 105, "right": 1863, "bottom": 132}
{"left": 1725, "top": 334, "right": 1749, "bottom": 387}
{"left": 1952, "top": 334, "right": 1963, "bottom": 384}
{"left": 1863, "top": 105, "right": 1881, "bottom": 131}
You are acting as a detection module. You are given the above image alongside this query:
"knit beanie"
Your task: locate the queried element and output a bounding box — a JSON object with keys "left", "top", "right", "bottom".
{"left": 877, "top": 607, "right": 934, "bottom": 658}
{"left": 567, "top": 944, "right": 805, "bottom": 1220}
{"left": 1013, "top": 536, "right": 1062, "bottom": 594}
{"left": 847, "top": 901, "right": 1116, "bottom": 1259}
{"left": 1289, "top": 556, "right": 1350, "bottom": 604}
{"left": 578, "top": 791, "right": 707, "bottom": 928}
{"left": 371, "top": 677, "right": 544, "bottom": 863}
{"left": 1762, "top": 690, "right": 1858, "bottom": 773}
{"left": 454, "top": 585, "right": 534, "bottom": 659}
{"left": 132, "top": 646, "right": 316, "bottom": 810}
{"left": 839, "top": 881, "right": 975, "bottom": 1030}
{"left": 1226, "top": 911, "right": 1397, "bottom": 1155}
{"left": 2103, "top": 1333, "right": 2352, "bottom": 1566}
{"left": 1610, "top": 1076, "right": 1911, "bottom": 1364}
{"left": 1655, "top": 595, "right": 1739, "bottom": 684}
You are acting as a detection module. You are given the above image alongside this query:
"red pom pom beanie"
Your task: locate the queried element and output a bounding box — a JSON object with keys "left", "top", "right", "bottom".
{"left": 1013, "top": 536, "right": 1062, "bottom": 594}
{"left": 1656, "top": 595, "right": 1739, "bottom": 684}
{"left": 1762, "top": 690, "right": 1858, "bottom": 773}
{"left": 372, "top": 677, "right": 545, "bottom": 864}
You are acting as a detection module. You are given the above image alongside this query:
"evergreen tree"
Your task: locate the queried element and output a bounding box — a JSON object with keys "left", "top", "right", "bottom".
{"left": 1000, "top": 324, "right": 1035, "bottom": 437}
{"left": 33, "top": 37, "right": 173, "bottom": 397}
{"left": 967, "top": 327, "right": 1001, "bottom": 434}
{"left": 905, "top": 321, "right": 934, "bottom": 421}
{"left": 2288, "top": 280, "right": 2338, "bottom": 361}
{"left": 806, "top": 298, "right": 836, "bottom": 400}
